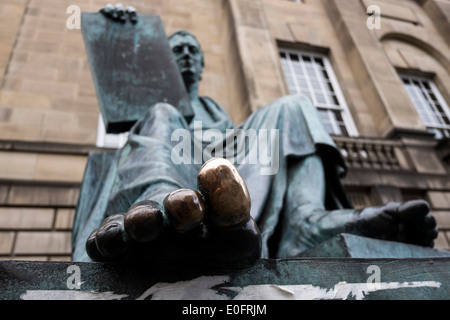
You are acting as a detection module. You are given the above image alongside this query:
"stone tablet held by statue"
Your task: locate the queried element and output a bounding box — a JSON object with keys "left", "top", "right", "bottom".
{"left": 81, "top": 13, "right": 193, "bottom": 133}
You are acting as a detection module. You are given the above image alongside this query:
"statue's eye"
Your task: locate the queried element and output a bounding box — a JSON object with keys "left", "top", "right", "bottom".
{"left": 172, "top": 46, "right": 182, "bottom": 53}
{"left": 189, "top": 46, "right": 199, "bottom": 54}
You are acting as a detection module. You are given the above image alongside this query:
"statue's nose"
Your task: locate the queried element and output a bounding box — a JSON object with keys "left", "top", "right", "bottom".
{"left": 182, "top": 46, "right": 191, "bottom": 56}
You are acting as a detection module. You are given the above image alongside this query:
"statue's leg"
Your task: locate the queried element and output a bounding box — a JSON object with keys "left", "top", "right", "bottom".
{"left": 277, "top": 155, "right": 355, "bottom": 258}
{"left": 104, "top": 103, "right": 199, "bottom": 216}
{"left": 73, "top": 103, "right": 196, "bottom": 261}
{"left": 277, "top": 155, "right": 438, "bottom": 258}
{"left": 81, "top": 103, "right": 262, "bottom": 265}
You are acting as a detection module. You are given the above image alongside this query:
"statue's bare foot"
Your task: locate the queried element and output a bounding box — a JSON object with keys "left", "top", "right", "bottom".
{"left": 352, "top": 200, "right": 438, "bottom": 247}
{"left": 85, "top": 158, "right": 261, "bottom": 268}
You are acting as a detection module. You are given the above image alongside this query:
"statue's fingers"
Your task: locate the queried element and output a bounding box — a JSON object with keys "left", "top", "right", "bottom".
{"left": 125, "top": 6, "right": 138, "bottom": 23}
{"left": 111, "top": 3, "right": 125, "bottom": 21}
{"left": 395, "top": 200, "right": 430, "bottom": 223}
{"left": 99, "top": 3, "right": 114, "bottom": 15}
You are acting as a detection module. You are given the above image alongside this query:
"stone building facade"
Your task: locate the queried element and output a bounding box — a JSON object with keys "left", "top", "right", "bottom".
{"left": 0, "top": 0, "right": 449, "bottom": 261}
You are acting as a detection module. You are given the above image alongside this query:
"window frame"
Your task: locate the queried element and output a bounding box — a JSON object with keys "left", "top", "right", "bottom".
{"left": 279, "top": 48, "right": 359, "bottom": 137}
{"left": 401, "top": 74, "right": 450, "bottom": 140}
{"left": 96, "top": 113, "right": 129, "bottom": 149}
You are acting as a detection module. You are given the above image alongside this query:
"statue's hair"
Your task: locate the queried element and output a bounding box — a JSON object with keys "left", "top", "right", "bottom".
{"left": 168, "top": 30, "right": 205, "bottom": 67}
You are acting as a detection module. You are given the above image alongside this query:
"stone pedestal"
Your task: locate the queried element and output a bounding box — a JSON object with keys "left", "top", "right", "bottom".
{"left": 298, "top": 233, "right": 450, "bottom": 258}
{"left": 1, "top": 234, "right": 449, "bottom": 300}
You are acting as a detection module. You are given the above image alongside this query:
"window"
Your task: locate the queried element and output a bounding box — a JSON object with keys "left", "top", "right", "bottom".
{"left": 401, "top": 75, "right": 450, "bottom": 140}
{"left": 279, "top": 49, "right": 358, "bottom": 137}
{"left": 96, "top": 113, "right": 129, "bottom": 148}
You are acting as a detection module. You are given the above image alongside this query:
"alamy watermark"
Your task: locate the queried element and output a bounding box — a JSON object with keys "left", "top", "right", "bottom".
{"left": 171, "top": 121, "right": 280, "bottom": 176}
{"left": 66, "top": 4, "right": 382, "bottom": 30}
{"left": 367, "top": 5, "right": 381, "bottom": 30}
{"left": 66, "top": 265, "right": 82, "bottom": 290}
{"left": 366, "top": 264, "right": 381, "bottom": 290}
{"left": 66, "top": 5, "right": 81, "bottom": 30}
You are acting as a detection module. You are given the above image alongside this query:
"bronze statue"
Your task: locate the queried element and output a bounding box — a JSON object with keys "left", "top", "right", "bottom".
{"left": 72, "top": 7, "right": 438, "bottom": 267}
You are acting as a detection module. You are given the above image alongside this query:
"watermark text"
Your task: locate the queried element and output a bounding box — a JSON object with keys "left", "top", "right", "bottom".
{"left": 171, "top": 121, "right": 280, "bottom": 176}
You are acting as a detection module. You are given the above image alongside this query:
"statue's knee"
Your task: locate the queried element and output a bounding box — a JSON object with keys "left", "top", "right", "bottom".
{"left": 140, "top": 103, "right": 183, "bottom": 123}
{"left": 150, "top": 102, "right": 181, "bottom": 118}
{"left": 135, "top": 103, "right": 186, "bottom": 136}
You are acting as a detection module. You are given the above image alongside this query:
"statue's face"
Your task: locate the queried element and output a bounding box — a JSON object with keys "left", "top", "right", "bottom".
{"left": 169, "top": 33, "right": 204, "bottom": 86}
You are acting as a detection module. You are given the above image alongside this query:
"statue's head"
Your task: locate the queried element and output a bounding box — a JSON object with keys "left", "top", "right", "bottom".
{"left": 168, "top": 30, "right": 204, "bottom": 87}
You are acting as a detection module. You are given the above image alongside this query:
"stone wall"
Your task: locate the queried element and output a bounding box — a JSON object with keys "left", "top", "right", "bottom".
{"left": 0, "top": 182, "right": 78, "bottom": 261}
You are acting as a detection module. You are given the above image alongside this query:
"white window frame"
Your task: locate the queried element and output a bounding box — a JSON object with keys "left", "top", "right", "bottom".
{"left": 401, "top": 74, "right": 450, "bottom": 140}
{"left": 279, "top": 48, "right": 358, "bottom": 137}
{"left": 96, "top": 113, "right": 129, "bottom": 148}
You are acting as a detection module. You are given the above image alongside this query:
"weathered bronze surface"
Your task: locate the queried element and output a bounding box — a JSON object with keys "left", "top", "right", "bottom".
{"left": 163, "top": 189, "right": 205, "bottom": 233}
{"left": 206, "top": 217, "right": 261, "bottom": 267}
{"left": 124, "top": 200, "right": 164, "bottom": 242}
{"left": 198, "top": 158, "right": 251, "bottom": 228}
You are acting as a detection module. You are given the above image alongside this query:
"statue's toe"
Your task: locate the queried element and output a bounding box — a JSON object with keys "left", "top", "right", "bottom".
{"left": 123, "top": 200, "right": 164, "bottom": 243}
{"left": 92, "top": 214, "right": 129, "bottom": 261}
{"left": 163, "top": 189, "right": 205, "bottom": 233}
{"left": 85, "top": 228, "right": 105, "bottom": 262}
{"left": 85, "top": 159, "right": 262, "bottom": 268}
{"left": 197, "top": 158, "right": 251, "bottom": 228}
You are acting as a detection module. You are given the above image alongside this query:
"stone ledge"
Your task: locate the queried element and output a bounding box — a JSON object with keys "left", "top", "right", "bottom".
{"left": 2, "top": 234, "right": 449, "bottom": 300}
{"left": 1, "top": 257, "right": 449, "bottom": 300}
{"left": 298, "top": 233, "right": 450, "bottom": 258}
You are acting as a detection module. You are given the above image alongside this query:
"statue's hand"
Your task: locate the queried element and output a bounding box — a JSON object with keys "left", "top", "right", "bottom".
{"left": 352, "top": 200, "right": 438, "bottom": 247}
{"left": 99, "top": 3, "right": 138, "bottom": 23}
